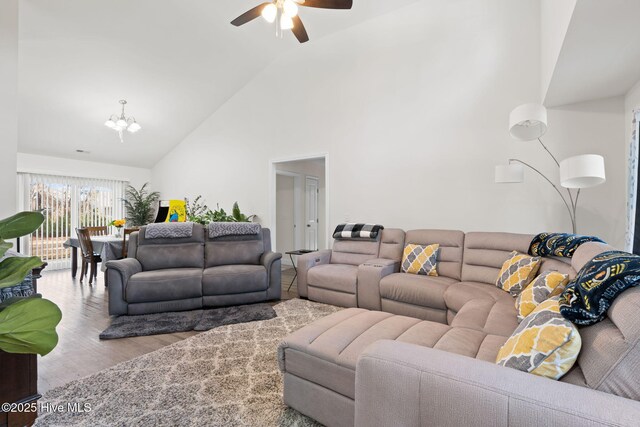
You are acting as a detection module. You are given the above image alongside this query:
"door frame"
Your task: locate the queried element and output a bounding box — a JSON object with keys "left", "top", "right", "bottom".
{"left": 304, "top": 175, "right": 320, "bottom": 250}
{"left": 269, "top": 153, "right": 329, "bottom": 252}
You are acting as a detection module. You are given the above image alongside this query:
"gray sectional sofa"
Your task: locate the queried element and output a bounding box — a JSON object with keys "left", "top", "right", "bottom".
{"left": 105, "top": 225, "right": 281, "bottom": 315}
{"left": 279, "top": 229, "right": 640, "bottom": 426}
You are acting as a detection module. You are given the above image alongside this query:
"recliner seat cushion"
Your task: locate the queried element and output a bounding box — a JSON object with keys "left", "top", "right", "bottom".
{"left": 444, "top": 281, "right": 514, "bottom": 312}
{"left": 380, "top": 273, "right": 456, "bottom": 310}
{"left": 202, "top": 265, "right": 267, "bottom": 295}
{"left": 278, "top": 308, "right": 507, "bottom": 400}
{"left": 126, "top": 268, "right": 203, "bottom": 303}
{"left": 308, "top": 264, "right": 359, "bottom": 294}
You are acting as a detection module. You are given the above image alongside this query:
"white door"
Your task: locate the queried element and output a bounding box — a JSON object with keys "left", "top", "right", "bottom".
{"left": 305, "top": 176, "right": 319, "bottom": 250}
{"left": 276, "top": 174, "right": 296, "bottom": 257}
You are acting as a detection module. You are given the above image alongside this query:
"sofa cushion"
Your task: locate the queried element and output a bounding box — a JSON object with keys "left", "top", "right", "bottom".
{"left": 444, "top": 281, "right": 512, "bottom": 312}
{"left": 450, "top": 296, "right": 519, "bottom": 337}
{"left": 380, "top": 273, "right": 456, "bottom": 310}
{"left": 497, "top": 297, "right": 581, "bottom": 380}
{"left": 516, "top": 271, "right": 569, "bottom": 322}
{"left": 278, "top": 308, "right": 506, "bottom": 400}
{"left": 378, "top": 228, "right": 406, "bottom": 262}
{"left": 202, "top": 265, "right": 267, "bottom": 295}
{"left": 126, "top": 268, "right": 203, "bottom": 303}
{"left": 401, "top": 243, "right": 439, "bottom": 276}
{"left": 135, "top": 225, "right": 205, "bottom": 271}
{"left": 462, "top": 232, "right": 534, "bottom": 284}
{"left": 496, "top": 251, "right": 541, "bottom": 296}
{"left": 205, "top": 232, "right": 265, "bottom": 267}
{"left": 308, "top": 264, "right": 359, "bottom": 294}
{"left": 331, "top": 238, "right": 380, "bottom": 266}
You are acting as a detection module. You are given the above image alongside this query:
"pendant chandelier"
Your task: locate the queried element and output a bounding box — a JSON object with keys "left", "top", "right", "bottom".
{"left": 104, "top": 100, "right": 141, "bottom": 143}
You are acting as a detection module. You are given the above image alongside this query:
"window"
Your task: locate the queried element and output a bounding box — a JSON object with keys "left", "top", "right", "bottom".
{"left": 17, "top": 173, "right": 127, "bottom": 270}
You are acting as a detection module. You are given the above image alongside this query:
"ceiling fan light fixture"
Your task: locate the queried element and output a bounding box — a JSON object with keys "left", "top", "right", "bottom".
{"left": 280, "top": 14, "right": 294, "bottom": 30}
{"left": 283, "top": 0, "right": 299, "bottom": 17}
{"left": 262, "top": 3, "right": 277, "bottom": 23}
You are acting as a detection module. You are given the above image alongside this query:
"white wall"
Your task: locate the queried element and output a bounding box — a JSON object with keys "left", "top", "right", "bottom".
{"left": 545, "top": 97, "right": 626, "bottom": 247}
{"left": 540, "top": 0, "right": 576, "bottom": 101}
{"left": 0, "top": 0, "right": 19, "bottom": 218}
{"left": 152, "top": 0, "right": 626, "bottom": 247}
{"left": 17, "top": 153, "right": 152, "bottom": 189}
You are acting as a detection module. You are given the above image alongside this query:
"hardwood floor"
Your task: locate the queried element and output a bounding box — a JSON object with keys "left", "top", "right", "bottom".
{"left": 36, "top": 266, "right": 299, "bottom": 394}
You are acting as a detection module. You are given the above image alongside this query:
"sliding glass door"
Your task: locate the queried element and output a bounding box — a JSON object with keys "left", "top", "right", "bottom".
{"left": 17, "top": 173, "right": 127, "bottom": 270}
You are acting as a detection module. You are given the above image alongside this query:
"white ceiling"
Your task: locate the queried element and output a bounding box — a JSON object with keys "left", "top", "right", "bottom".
{"left": 18, "top": 0, "right": 420, "bottom": 168}
{"left": 544, "top": 0, "right": 640, "bottom": 107}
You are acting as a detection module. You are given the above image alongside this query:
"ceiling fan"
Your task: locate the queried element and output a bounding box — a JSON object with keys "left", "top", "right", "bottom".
{"left": 231, "top": 0, "right": 353, "bottom": 43}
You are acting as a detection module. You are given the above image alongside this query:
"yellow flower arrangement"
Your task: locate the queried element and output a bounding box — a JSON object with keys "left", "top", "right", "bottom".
{"left": 109, "top": 219, "right": 126, "bottom": 228}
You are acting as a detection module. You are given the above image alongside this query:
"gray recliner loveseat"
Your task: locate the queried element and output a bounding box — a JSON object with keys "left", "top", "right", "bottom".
{"left": 106, "top": 224, "right": 281, "bottom": 315}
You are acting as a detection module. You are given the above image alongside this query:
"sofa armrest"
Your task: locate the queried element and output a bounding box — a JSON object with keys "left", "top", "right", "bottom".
{"left": 261, "top": 251, "right": 283, "bottom": 269}
{"left": 296, "top": 250, "right": 331, "bottom": 298}
{"left": 261, "top": 251, "right": 283, "bottom": 300}
{"left": 105, "top": 258, "right": 142, "bottom": 315}
{"left": 356, "top": 340, "right": 640, "bottom": 427}
{"left": 357, "top": 258, "right": 399, "bottom": 310}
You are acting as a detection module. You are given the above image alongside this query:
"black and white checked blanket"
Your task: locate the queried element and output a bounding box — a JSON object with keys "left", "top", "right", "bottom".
{"left": 333, "top": 223, "right": 384, "bottom": 240}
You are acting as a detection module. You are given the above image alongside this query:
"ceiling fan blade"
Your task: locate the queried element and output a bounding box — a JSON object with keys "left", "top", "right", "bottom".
{"left": 298, "top": 0, "right": 352, "bottom": 9}
{"left": 230, "top": 2, "right": 271, "bottom": 27}
{"left": 291, "top": 16, "right": 309, "bottom": 43}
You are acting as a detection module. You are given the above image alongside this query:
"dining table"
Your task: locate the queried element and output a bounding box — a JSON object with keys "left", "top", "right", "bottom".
{"left": 63, "top": 235, "right": 125, "bottom": 278}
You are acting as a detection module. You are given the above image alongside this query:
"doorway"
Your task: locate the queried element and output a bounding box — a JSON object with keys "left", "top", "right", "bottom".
{"left": 270, "top": 155, "right": 327, "bottom": 265}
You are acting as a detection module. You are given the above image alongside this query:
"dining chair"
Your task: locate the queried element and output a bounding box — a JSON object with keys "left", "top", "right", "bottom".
{"left": 121, "top": 227, "right": 140, "bottom": 258}
{"left": 76, "top": 228, "right": 102, "bottom": 285}
{"left": 85, "top": 226, "right": 108, "bottom": 236}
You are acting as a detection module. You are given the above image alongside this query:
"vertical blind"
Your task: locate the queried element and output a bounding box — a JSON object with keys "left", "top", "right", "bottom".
{"left": 17, "top": 173, "right": 127, "bottom": 270}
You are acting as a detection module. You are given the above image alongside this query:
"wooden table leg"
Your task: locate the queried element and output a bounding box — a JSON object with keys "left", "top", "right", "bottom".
{"left": 71, "top": 246, "right": 78, "bottom": 278}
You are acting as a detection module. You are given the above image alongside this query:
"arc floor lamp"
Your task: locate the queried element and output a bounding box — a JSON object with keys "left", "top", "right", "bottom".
{"left": 495, "top": 103, "right": 606, "bottom": 234}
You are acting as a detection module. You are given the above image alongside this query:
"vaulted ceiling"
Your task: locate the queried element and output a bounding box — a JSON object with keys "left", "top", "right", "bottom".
{"left": 18, "top": 0, "right": 420, "bottom": 168}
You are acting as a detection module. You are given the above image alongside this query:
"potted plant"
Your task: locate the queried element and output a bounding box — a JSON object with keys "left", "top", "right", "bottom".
{"left": 123, "top": 183, "right": 160, "bottom": 226}
{"left": 0, "top": 211, "right": 61, "bottom": 356}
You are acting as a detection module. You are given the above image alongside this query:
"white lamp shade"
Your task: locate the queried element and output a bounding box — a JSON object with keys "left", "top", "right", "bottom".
{"left": 495, "top": 164, "right": 524, "bottom": 183}
{"left": 560, "top": 154, "right": 606, "bottom": 189}
{"left": 127, "top": 122, "right": 141, "bottom": 133}
{"left": 509, "top": 103, "right": 548, "bottom": 141}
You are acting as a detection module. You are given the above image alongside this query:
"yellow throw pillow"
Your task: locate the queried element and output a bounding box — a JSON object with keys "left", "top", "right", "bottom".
{"left": 516, "top": 271, "right": 570, "bottom": 322}
{"left": 496, "top": 297, "right": 581, "bottom": 380}
{"left": 496, "top": 251, "right": 541, "bottom": 296}
{"left": 401, "top": 243, "right": 439, "bottom": 276}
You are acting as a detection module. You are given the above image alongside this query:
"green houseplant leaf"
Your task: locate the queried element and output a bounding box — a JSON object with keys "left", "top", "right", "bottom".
{"left": 0, "top": 211, "right": 45, "bottom": 240}
{"left": 0, "top": 297, "right": 62, "bottom": 356}
{"left": 0, "top": 239, "right": 12, "bottom": 259}
{"left": 0, "top": 256, "right": 44, "bottom": 289}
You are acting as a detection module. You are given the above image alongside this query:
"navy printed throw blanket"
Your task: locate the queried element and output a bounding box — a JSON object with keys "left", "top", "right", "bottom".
{"left": 529, "top": 232, "right": 605, "bottom": 258}
{"left": 333, "top": 223, "right": 384, "bottom": 240}
{"left": 559, "top": 250, "right": 640, "bottom": 325}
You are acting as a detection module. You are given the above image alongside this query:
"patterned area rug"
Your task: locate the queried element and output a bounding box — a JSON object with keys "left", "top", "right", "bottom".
{"left": 99, "top": 303, "right": 277, "bottom": 339}
{"left": 35, "top": 299, "right": 342, "bottom": 426}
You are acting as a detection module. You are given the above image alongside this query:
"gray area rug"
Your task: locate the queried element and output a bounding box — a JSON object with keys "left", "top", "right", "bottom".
{"left": 99, "top": 303, "right": 277, "bottom": 339}
{"left": 35, "top": 299, "right": 342, "bottom": 426}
